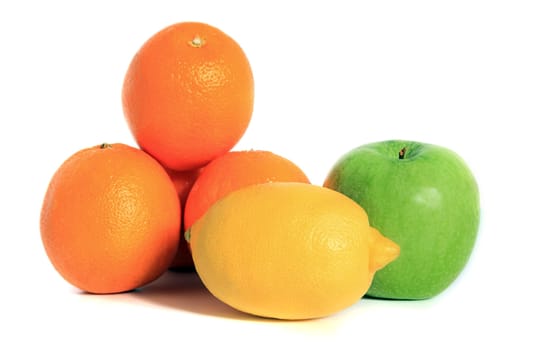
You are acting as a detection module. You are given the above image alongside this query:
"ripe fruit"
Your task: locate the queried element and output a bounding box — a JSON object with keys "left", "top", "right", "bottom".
{"left": 187, "top": 182, "right": 400, "bottom": 320}
{"left": 324, "top": 140, "right": 480, "bottom": 299}
{"left": 164, "top": 167, "right": 202, "bottom": 270}
{"left": 40, "top": 143, "right": 181, "bottom": 294}
{"left": 122, "top": 21, "right": 254, "bottom": 171}
{"left": 184, "top": 150, "right": 310, "bottom": 230}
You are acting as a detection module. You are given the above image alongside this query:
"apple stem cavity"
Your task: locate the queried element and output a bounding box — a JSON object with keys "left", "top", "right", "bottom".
{"left": 398, "top": 147, "right": 407, "bottom": 160}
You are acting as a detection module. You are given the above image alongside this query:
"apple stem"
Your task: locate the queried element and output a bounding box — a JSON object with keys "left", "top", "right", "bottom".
{"left": 399, "top": 147, "right": 407, "bottom": 160}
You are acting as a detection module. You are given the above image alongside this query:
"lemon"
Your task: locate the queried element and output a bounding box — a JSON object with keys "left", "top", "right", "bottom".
{"left": 187, "top": 182, "right": 399, "bottom": 320}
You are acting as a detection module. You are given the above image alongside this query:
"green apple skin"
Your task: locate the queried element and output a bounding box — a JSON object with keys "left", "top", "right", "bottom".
{"left": 324, "top": 140, "right": 480, "bottom": 300}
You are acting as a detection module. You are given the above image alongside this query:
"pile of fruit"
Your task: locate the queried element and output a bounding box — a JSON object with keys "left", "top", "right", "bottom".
{"left": 40, "top": 22, "right": 481, "bottom": 320}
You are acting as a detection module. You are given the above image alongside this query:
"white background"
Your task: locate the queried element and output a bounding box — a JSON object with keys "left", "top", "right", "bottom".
{"left": 1, "top": 0, "right": 546, "bottom": 348}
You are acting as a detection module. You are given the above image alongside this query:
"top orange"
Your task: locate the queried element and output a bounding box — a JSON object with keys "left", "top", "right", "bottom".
{"left": 122, "top": 22, "right": 254, "bottom": 171}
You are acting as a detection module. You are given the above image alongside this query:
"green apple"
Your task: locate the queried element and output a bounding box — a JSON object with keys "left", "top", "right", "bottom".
{"left": 324, "top": 140, "right": 480, "bottom": 299}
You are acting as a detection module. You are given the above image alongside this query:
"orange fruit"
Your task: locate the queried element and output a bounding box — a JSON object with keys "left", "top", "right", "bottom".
{"left": 122, "top": 21, "right": 254, "bottom": 171}
{"left": 187, "top": 182, "right": 400, "bottom": 320}
{"left": 184, "top": 150, "right": 310, "bottom": 230}
{"left": 164, "top": 167, "right": 201, "bottom": 270}
{"left": 40, "top": 143, "right": 181, "bottom": 294}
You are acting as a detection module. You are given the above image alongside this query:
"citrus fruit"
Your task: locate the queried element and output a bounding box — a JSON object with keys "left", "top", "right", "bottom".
{"left": 122, "top": 21, "right": 254, "bottom": 171}
{"left": 40, "top": 143, "right": 181, "bottom": 294}
{"left": 186, "top": 182, "right": 400, "bottom": 320}
{"left": 163, "top": 167, "right": 201, "bottom": 270}
{"left": 184, "top": 150, "right": 310, "bottom": 230}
